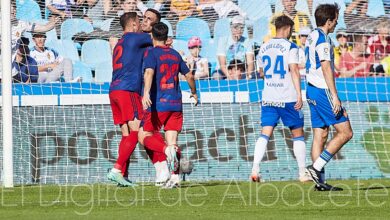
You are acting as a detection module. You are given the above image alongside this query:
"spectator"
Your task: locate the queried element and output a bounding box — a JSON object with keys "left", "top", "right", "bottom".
{"left": 338, "top": 34, "right": 374, "bottom": 78}
{"left": 12, "top": 37, "right": 39, "bottom": 83}
{"left": 367, "top": 18, "right": 390, "bottom": 63}
{"left": 181, "top": 36, "right": 209, "bottom": 80}
{"left": 267, "top": 0, "right": 311, "bottom": 46}
{"left": 168, "top": 0, "right": 196, "bottom": 21}
{"left": 46, "top": 0, "right": 83, "bottom": 19}
{"left": 215, "top": 15, "right": 254, "bottom": 79}
{"left": 227, "top": 59, "right": 245, "bottom": 80}
{"left": 297, "top": 27, "right": 311, "bottom": 76}
{"left": 108, "top": 0, "right": 142, "bottom": 32}
{"left": 197, "top": 0, "right": 245, "bottom": 18}
{"left": 197, "top": 0, "right": 245, "bottom": 32}
{"left": 334, "top": 29, "right": 352, "bottom": 70}
{"left": 344, "top": 0, "right": 371, "bottom": 26}
{"left": 80, "top": 0, "right": 111, "bottom": 27}
{"left": 1, "top": 5, "right": 59, "bottom": 81}
{"left": 30, "top": 32, "right": 77, "bottom": 83}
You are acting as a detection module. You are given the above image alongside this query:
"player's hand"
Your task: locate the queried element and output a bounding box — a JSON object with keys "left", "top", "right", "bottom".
{"left": 142, "top": 94, "right": 152, "bottom": 110}
{"left": 332, "top": 96, "right": 342, "bottom": 115}
{"left": 190, "top": 93, "right": 198, "bottom": 106}
{"left": 294, "top": 97, "right": 303, "bottom": 110}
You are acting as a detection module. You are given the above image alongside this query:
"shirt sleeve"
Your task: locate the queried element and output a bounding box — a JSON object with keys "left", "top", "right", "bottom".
{"left": 179, "top": 56, "right": 190, "bottom": 75}
{"left": 315, "top": 34, "right": 331, "bottom": 62}
{"left": 138, "top": 34, "right": 153, "bottom": 48}
{"left": 142, "top": 48, "right": 156, "bottom": 71}
{"left": 288, "top": 43, "right": 300, "bottom": 64}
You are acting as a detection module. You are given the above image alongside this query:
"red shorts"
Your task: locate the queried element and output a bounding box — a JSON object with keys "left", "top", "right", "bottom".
{"left": 109, "top": 90, "right": 143, "bottom": 125}
{"left": 142, "top": 111, "right": 183, "bottom": 132}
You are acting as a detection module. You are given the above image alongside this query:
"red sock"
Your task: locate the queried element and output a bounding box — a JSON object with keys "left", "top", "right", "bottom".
{"left": 114, "top": 131, "right": 138, "bottom": 174}
{"left": 144, "top": 133, "right": 166, "bottom": 153}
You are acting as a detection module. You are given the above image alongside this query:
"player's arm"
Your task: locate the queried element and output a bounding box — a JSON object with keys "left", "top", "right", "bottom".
{"left": 289, "top": 44, "right": 302, "bottom": 110}
{"left": 317, "top": 40, "right": 341, "bottom": 114}
{"left": 180, "top": 56, "right": 198, "bottom": 105}
{"left": 142, "top": 68, "right": 154, "bottom": 109}
{"left": 184, "top": 71, "right": 198, "bottom": 106}
{"left": 290, "top": 63, "right": 302, "bottom": 110}
{"left": 321, "top": 59, "right": 341, "bottom": 115}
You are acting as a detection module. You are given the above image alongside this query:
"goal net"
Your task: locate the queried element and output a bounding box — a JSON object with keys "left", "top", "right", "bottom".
{"left": 1, "top": 0, "right": 389, "bottom": 185}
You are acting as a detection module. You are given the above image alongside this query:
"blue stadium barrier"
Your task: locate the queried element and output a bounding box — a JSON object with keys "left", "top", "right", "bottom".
{"left": 5, "top": 78, "right": 390, "bottom": 103}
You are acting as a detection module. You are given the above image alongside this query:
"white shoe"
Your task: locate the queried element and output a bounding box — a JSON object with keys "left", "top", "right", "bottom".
{"left": 162, "top": 174, "right": 180, "bottom": 189}
{"left": 299, "top": 172, "right": 312, "bottom": 183}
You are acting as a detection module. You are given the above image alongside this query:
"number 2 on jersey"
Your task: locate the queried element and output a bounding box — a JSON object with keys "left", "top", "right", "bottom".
{"left": 113, "top": 45, "right": 123, "bottom": 71}
{"left": 262, "top": 55, "right": 286, "bottom": 79}
{"left": 160, "top": 63, "right": 179, "bottom": 90}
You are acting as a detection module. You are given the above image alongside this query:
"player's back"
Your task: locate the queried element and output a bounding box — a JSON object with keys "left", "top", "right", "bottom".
{"left": 143, "top": 45, "right": 190, "bottom": 112}
{"left": 305, "top": 28, "right": 334, "bottom": 89}
{"left": 258, "top": 38, "right": 299, "bottom": 103}
{"left": 110, "top": 32, "right": 152, "bottom": 94}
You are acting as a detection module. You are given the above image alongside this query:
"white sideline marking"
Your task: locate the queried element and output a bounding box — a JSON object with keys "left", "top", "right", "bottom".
{"left": 60, "top": 94, "right": 110, "bottom": 105}
{"left": 0, "top": 96, "right": 20, "bottom": 106}
{"left": 200, "top": 92, "right": 233, "bottom": 103}
{"left": 21, "top": 95, "right": 57, "bottom": 106}
{"left": 235, "top": 92, "right": 249, "bottom": 103}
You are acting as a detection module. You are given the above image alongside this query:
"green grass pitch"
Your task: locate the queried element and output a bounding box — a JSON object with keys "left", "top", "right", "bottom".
{"left": 1, "top": 179, "right": 390, "bottom": 219}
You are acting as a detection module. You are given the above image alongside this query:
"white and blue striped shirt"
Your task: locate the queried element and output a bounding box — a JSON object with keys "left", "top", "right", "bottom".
{"left": 305, "top": 28, "right": 335, "bottom": 89}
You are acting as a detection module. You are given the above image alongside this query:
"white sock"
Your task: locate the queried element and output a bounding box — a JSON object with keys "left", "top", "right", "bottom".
{"left": 293, "top": 137, "right": 306, "bottom": 175}
{"left": 160, "top": 161, "right": 170, "bottom": 180}
{"left": 313, "top": 149, "right": 333, "bottom": 171}
{"left": 154, "top": 161, "right": 161, "bottom": 180}
{"left": 112, "top": 168, "right": 121, "bottom": 173}
{"left": 252, "top": 135, "right": 269, "bottom": 173}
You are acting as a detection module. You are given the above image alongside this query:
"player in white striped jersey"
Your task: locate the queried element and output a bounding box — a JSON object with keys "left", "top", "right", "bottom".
{"left": 305, "top": 4, "right": 353, "bottom": 191}
{"left": 251, "top": 15, "right": 310, "bottom": 183}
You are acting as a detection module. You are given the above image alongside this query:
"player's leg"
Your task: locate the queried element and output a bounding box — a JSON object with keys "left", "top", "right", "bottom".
{"left": 162, "top": 111, "right": 183, "bottom": 188}
{"left": 251, "top": 105, "right": 278, "bottom": 182}
{"left": 306, "top": 86, "right": 351, "bottom": 190}
{"left": 115, "top": 92, "right": 143, "bottom": 179}
{"left": 311, "top": 127, "right": 329, "bottom": 184}
{"left": 311, "top": 120, "right": 353, "bottom": 176}
{"left": 280, "top": 102, "right": 309, "bottom": 182}
{"left": 107, "top": 91, "right": 137, "bottom": 186}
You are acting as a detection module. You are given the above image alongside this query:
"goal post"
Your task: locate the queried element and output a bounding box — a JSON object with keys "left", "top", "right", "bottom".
{"left": 2, "top": 0, "right": 14, "bottom": 188}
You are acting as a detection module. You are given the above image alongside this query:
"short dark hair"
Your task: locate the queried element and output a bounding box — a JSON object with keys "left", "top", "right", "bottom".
{"left": 315, "top": 3, "right": 340, "bottom": 27}
{"left": 120, "top": 12, "right": 138, "bottom": 30}
{"left": 228, "top": 59, "right": 245, "bottom": 71}
{"left": 17, "top": 37, "right": 30, "bottom": 56}
{"left": 152, "top": 22, "right": 168, "bottom": 41}
{"left": 274, "top": 15, "right": 294, "bottom": 31}
{"left": 145, "top": 8, "right": 161, "bottom": 22}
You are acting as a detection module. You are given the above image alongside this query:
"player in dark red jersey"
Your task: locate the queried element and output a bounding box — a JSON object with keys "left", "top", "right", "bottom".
{"left": 107, "top": 12, "right": 153, "bottom": 187}
{"left": 140, "top": 22, "right": 198, "bottom": 188}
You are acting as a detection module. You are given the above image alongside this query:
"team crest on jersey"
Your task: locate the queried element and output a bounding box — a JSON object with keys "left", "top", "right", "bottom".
{"left": 47, "top": 53, "right": 51, "bottom": 60}
{"left": 324, "top": 47, "right": 329, "bottom": 55}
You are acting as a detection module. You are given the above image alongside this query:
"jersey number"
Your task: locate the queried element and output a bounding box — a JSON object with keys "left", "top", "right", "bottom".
{"left": 160, "top": 63, "right": 179, "bottom": 90}
{"left": 262, "top": 55, "right": 286, "bottom": 79}
{"left": 113, "top": 45, "right": 123, "bottom": 71}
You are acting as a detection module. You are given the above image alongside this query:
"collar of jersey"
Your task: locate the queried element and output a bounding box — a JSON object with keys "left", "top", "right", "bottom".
{"left": 156, "top": 45, "right": 170, "bottom": 49}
